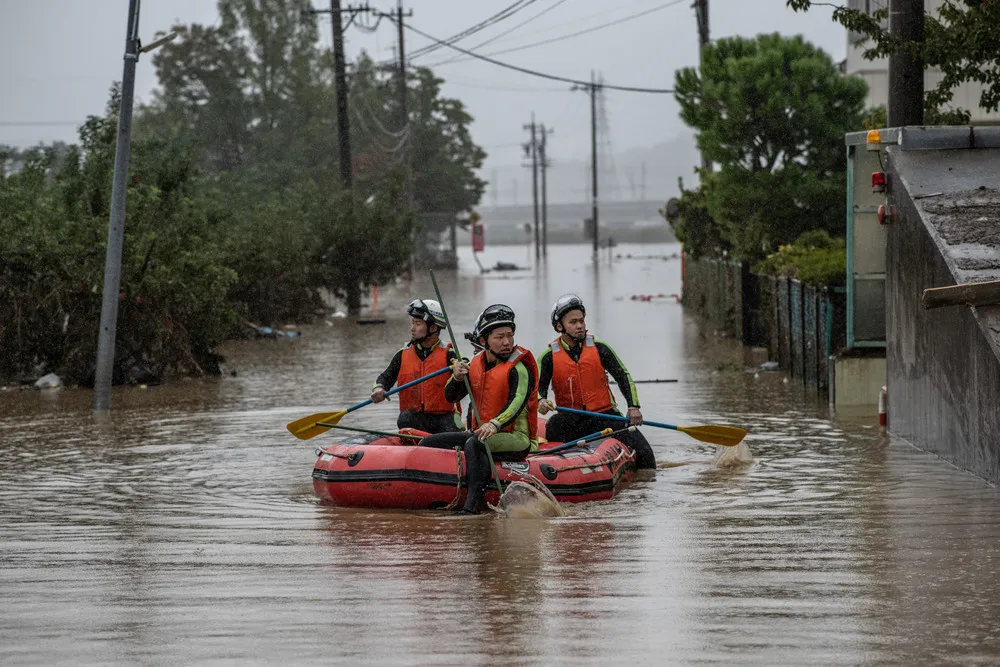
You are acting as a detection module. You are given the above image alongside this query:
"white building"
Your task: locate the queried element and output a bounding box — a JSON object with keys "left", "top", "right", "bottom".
{"left": 844, "top": 0, "right": 1000, "bottom": 123}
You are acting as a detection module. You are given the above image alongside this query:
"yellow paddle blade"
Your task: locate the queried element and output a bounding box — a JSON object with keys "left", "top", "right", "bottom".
{"left": 676, "top": 424, "right": 748, "bottom": 447}
{"left": 286, "top": 409, "right": 348, "bottom": 440}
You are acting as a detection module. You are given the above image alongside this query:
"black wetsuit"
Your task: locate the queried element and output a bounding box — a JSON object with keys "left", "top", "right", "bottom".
{"left": 537, "top": 337, "right": 656, "bottom": 469}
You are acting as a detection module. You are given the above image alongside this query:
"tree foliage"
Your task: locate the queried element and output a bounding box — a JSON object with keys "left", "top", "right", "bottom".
{"left": 753, "top": 229, "right": 847, "bottom": 286}
{"left": 673, "top": 33, "right": 867, "bottom": 261}
{"left": 787, "top": 0, "right": 1000, "bottom": 122}
{"left": 0, "top": 0, "right": 487, "bottom": 385}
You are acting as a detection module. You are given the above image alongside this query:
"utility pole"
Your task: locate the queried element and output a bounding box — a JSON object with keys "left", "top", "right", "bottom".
{"left": 888, "top": 0, "right": 924, "bottom": 127}
{"left": 694, "top": 0, "right": 711, "bottom": 173}
{"left": 590, "top": 71, "right": 599, "bottom": 258}
{"left": 523, "top": 113, "right": 540, "bottom": 260}
{"left": 539, "top": 124, "right": 552, "bottom": 257}
{"left": 94, "top": 0, "right": 141, "bottom": 411}
{"left": 573, "top": 73, "right": 600, "bottom": 257}
{"left": 330, "top": 0, "right": 352, "bottom": 188}
{"left": 308, "top": 1, "right": 374, "bottom": 189}
{"left": 93, "top": 0, "right": 176, "bottom": 411}
{"left": 395, "top": 1, "right": 413, "bottom": 202}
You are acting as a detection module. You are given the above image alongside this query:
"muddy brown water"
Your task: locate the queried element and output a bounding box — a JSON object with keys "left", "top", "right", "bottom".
{"left": 3, "top": 242, "right": 1000, "bottom": 665}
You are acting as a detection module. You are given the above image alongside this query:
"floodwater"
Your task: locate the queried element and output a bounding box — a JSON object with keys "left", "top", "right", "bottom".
{"left": 3, "top": 241, "right": 1000, "bottom": 665}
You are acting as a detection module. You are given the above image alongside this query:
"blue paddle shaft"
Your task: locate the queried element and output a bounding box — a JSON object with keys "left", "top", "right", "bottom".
{"left": 345, "top": 366, "right": 452, "bottom": 415}
{"left": 554, "top": 406, "right": 679, "bottom": 432}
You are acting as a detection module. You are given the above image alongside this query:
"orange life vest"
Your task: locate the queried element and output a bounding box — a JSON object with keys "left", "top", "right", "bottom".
{"left": 397, "top": 341, "right": 459, "bottom": 415}
{"left": 468, "top": 345, "right": 538, "bottom": 441}
{"left": 549, "top": 335, "right": 614, "bottom": 412}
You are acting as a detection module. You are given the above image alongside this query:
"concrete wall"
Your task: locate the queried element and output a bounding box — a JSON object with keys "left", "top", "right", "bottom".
{"left": 886, "top": 147, "right": 1000, "bottom": 483}
{"left": 835, "top": 357, "right": 886, "bottom": 407}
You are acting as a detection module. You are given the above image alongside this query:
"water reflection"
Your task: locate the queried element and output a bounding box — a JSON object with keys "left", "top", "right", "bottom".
{"left": 3, "top": 243, "right": 1000, "bottom": 664}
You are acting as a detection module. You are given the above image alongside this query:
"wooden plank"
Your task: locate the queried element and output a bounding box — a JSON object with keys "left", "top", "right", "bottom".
{"left": 922, "top": 280, "right": 1000, "bottom": 309}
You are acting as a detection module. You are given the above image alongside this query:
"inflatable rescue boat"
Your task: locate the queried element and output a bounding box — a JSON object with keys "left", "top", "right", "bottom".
{"left": 311, "top": 421, "right": 636, "bottom": 509}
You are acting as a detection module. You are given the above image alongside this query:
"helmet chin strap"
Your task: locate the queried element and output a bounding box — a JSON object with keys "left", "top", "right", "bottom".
{"left": 484, "top": 336, "right": 512, "bottom": 361}
{"left": 561, "top": 327, "right": 587, "bottom": 344}
{"left": 411, "top": 324, "right": 438, "bottom": 346}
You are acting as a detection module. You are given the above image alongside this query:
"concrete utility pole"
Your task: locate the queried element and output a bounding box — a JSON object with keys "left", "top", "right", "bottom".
{"left": 539, "top": 124, "right": 552, "bottom": 257}
{"left": 93, "top": 1, "right": 176, "bottom": 410}
{"left": 523, "top": 113, "right": 540, "bottom": 260}
{"left": 888, "top": 0, "right": 924, "bottom": 127}
{"left": 94, "top": 0, "right": 141, "bottom": 411}
{"left": 694, "top": 0, "right": 711, "bottom": 173}
{"left": 590, "top": 71, "right": 599, "bottom": 258}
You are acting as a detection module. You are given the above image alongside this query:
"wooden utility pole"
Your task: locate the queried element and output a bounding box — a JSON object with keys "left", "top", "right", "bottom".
{"left": 330, "top": 0, "right": 352, "bottom": 188}
{"left": 308, "top": 1, "right": 374, "bottom": 189}
{"left": 888, "top": 0, "right": 924, "bottom": 127}
{"left": 395, "top": 1, "right": 413, "bottom": 202}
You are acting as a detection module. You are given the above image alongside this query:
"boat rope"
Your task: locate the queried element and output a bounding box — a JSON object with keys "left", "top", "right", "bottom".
{"left": 443, "top": 446, "right": 464, "bottom": 511}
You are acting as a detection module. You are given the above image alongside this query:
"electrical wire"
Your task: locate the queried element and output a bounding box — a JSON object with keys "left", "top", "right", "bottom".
{"left": 428, "top": 0, "right": 688, "bottom": 67}
{"left": 395, "top": 20, "right": 674, "bottom": 94}
{"left": 427, "top": 0, "right": 572, "bottom": 67}
{"left": 407, "top": 0, "right": 538, "bottom": 60}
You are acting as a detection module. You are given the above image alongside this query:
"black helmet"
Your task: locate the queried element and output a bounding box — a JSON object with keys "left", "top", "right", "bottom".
{"left": 407, "top": 298, "right": 446, "bottom": 328}
{"left": 551, "top": 294, "right": 585, "bottom": 331}
{"left": 473, "top": 304, "right": 516, "bottom": 341}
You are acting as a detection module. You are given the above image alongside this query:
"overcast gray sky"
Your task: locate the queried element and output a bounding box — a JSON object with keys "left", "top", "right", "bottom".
{"left": 0, "top": 0, "right": 844, "bottom": 196}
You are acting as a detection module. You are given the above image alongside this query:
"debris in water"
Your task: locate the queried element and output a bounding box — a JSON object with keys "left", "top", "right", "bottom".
{"left": 33, "top": 373, "right": 62, "bottom": 390}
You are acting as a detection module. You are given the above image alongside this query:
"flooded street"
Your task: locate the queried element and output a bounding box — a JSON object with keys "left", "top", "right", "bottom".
{"left": 3, "top": 242, "right": 1000, "bottom": 665}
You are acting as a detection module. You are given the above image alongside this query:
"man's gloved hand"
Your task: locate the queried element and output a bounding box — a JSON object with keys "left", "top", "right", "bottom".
{"left": 538, "top": 399, "right": 556, "bottom": 415}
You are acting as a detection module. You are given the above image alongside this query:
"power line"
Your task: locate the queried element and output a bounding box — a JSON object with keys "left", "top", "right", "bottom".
{"left": 428, "top": 0, "right": 687, "bottom": 67}
{"left": 407, "top": 0, "right": 538, "bottom": 60}
{"left": 0, "top": 121, "right": 82, "bottom": 127}
{"left": 427, "top": 0, "right": 572, "bottom": 67}
{"left": 395, "top": 20, "right": 674, "bottom": 94}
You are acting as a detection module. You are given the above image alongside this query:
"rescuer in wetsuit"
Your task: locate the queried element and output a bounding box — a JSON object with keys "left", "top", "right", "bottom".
{"left": 537, "top": 294, "right": 656, "bottom": 469}
{"left": 419, "top": 304, "right": 538, "bottom": 514}
{"left": 370, "top": 298, "right": 462, "bottom": 434}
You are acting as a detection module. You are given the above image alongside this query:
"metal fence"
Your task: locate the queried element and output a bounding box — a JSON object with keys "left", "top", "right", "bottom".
{"left": 683, "top": 256, "right": 846, "bottom": 395}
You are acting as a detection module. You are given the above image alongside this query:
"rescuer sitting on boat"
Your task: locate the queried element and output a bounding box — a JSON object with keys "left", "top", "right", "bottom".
{"left": 419, "top": 304, "right": 539, "bottom": 514}
{"left": 537, "top": 294, "right": 656, "bottom": 469}
{"left": 370, "top": 298, "right": 462, "bottom": 434}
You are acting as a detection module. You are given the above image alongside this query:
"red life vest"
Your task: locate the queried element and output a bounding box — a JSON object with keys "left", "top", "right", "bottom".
{"left": 468, "top": 345, "right": 538, "bottom": 441}
{"left": 549, "top": 335, "right": 614, "bottom": 412}
{"left": 397, "top": 341, "right": 459, "bottom": 415}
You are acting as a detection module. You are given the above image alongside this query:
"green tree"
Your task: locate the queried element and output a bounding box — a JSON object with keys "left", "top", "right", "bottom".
{"left": 674, "top": 33, "right": 867, "bottom": 261}
{"left": 787, "top": 0, "right": 1000, "bottom": 122}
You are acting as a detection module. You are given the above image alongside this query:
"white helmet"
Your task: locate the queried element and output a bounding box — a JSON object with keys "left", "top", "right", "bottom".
{"left": 407, "top": 298, "right": 446, "bottom": 328}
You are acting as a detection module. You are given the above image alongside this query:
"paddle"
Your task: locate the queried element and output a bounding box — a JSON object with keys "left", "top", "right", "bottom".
{"left": 529, "top": 426, "right": 637, "bottom": 457}
{"left": 554, "top": 406, "right": 747, "bottom": 447}
{"left": 286, "top": 366, "right": 451, "bottom": 440}
{"left": 315, "top": 423, "right": 424, "bottom": 440}
{"left": 430, "top": 270, "right": 507, "bottom": 502}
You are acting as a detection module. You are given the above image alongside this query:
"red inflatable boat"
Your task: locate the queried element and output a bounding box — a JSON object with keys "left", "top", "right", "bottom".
{"left": 311, "top": 421, "right": 636, "bottom": 509}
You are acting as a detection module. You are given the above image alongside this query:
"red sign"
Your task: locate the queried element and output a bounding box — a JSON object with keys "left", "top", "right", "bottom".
{"left": 471, "top": 222, "right": 485, "bottom": 253}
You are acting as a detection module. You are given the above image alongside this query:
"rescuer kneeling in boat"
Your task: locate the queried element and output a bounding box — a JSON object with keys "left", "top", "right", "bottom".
{"left": 370, "top": 298, "right": 463, "bottom": 434}
{"left": 537, "top": 294, "right": 656, "bottom": 469}
{"left": 419, "top": 304, "right": 539, "bottom": 514}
